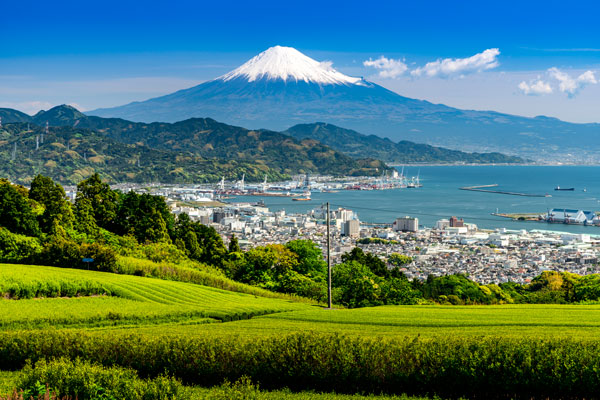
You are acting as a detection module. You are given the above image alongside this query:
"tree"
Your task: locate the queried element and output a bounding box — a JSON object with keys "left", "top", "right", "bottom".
{"left": 332, "top": 260, "right": 383, "bottom": 308}
{"left": 234, "top": 244, "right": 298, "bottom": 287}
{"left": 341, "top": 247, "right": 388, "bottom": 278}
{"left": 75, "top": 173, "right": 119, "bottom": 231}
{"left": 74, "top": 198, "right": 98, "bottom": 236}
{"left": 388, "top": 253, "right": 413, "bottom": 267}
{"left": 0, "top": 180, "right": 40, "bottom": 237}
{"left": 228, "top": 234, "right": 241, "bottom": 254}
{"left": 285, "top": 239, "right": 326, "bottom": 276}
{"left": 29, "top": 174, "right": 74, "bottom": 233}
{"left": 115, "top": 192, "right": 173, "bottom": 243}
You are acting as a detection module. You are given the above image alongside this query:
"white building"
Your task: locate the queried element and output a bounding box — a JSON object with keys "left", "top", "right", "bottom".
{"left": 393, "top": 216, "right": 419, "bottom": 232}
{"left": 342, "top": 220, "right": 360, "bottom": 237}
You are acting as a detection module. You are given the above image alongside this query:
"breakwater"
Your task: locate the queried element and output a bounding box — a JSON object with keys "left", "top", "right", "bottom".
{"left": 460, "top": 184, "right": 551, "bottom": 198}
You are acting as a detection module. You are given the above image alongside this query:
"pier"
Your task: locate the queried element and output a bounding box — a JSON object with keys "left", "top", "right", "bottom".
{"left": 460, "top": 184, "right": 551, "bottom": 198}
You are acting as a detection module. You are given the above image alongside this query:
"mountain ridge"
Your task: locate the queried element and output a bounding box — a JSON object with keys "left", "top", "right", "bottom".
{"left": 284, "top": 122, "right": 526, "bottom": 164}
{"left": 2, "top": 104, "right": 525, "bottom": 165}
{"left": 0, "top": 105, "right": 392, "bottom": 180}
{"left": 86, "top": 46, "right": 600, "bottom": 162}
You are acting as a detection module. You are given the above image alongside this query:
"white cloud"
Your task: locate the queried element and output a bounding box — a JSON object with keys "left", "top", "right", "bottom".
{"left": 411, "top": 48, "right": 500, "bottom": 78}
{"left": 518, "top": 78, "right": 553, "bottom": 95}
{"left": 363, "top": 56, "right": 408, "bottom": 78}
{"left": 548, "top": 67, "right": 597, "bottom": 97}
{"left": 67, "top": 103, "right": 87, "bottom": 112}
{"left": 0, "top": 101, "right": 53, "bottom": 115}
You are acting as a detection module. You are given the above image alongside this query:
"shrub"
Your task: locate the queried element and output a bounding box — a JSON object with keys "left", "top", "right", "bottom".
{"left": 0, "top": 228, "right": 42, "bottom": 263}
{"left": 16, "top": 358, "right": 187, "bottom": 400}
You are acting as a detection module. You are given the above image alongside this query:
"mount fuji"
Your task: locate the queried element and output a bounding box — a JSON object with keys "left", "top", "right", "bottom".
{"left": 90, "top": 46, "right": 600, "bottom": 160}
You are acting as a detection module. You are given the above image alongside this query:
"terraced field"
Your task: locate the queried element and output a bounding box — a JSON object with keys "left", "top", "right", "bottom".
{"left": 0, "top": 264, "right": 311, "bottom": 329}
{"left": 118, "top": 303, "right": 600, "bottom": 340}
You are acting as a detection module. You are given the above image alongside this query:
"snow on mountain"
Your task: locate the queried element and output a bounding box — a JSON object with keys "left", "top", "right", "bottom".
{"left": 88, "top": 46, "right": 600, "bottom": 160}
{"left": 218, "top": 45, "right": 365, "bottom": 86}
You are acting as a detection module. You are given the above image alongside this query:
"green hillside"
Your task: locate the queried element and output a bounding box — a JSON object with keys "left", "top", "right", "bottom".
{"left": 0, "top": 263, "right": 309, "bottom": 329}
{"left": 8, "top": 105, "right": 392, "bottom": 178}
{"left": 285, "top": 122, "right": 527, "bottom": 164}
{"left": 0, "top": 122, "right": 288, "bottom": 185}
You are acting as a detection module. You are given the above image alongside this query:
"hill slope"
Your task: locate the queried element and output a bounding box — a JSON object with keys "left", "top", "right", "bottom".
{"left": 87, "top": 46, "right": 600, "bottom": 161}
{"left": 284, "top": 123, "right": 526, "bottom": 164}
{"left": 0, "top": 122, "right": 289, "bottom": 185}
{"left": 0, "top": 107, "right": 391, "bottom": 182}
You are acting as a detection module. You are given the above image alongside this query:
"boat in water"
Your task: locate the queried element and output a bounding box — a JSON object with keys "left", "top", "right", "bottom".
{"left": 554, "top": 186, "right": 575, "bottom": 191}
{"left": 292, "top": 190, "right": 311, "bottom": 201}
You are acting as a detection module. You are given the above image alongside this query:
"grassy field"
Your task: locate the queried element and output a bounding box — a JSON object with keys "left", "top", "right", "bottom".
{"left": 4, "top": 263, "right": 600, "bottom": 399}
{"left": 0, "top": 263, "right": 311, "bottom": 329}
{"left": 109, "top": 303, "right": 600, "bottom": 340}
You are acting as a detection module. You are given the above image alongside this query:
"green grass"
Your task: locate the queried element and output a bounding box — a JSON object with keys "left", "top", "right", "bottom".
{"left": 0, "top": 370, "right": 18, "bottom": 396}
{"left": 117, "top": 304, "right": 600, "bottom": 340}
{"left": 0, "top": 263, "right": 312, "bottom": 329}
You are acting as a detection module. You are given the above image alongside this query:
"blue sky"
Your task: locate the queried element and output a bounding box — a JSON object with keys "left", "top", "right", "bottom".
{"left": 2, "top": 0, "right": 600, "bottom": 122}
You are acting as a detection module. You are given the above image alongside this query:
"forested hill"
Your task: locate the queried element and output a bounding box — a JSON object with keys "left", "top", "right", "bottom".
{"left": 0, "top": 123, "right": 290, "bottom": 185}
{"left": 1, "top": 105, "right": 391, "bottom": 179}
{"left": 284, "top": 122, "right": 527, "bottom": 164}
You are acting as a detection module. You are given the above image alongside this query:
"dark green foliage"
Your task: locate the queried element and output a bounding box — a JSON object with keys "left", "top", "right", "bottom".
{"left": 75, "top": 173, "right": 119, "bottom": 231}
{"left": 0, "top": 122, "right": 287, "bottom": 186}
{"left": 29, "top": 175, "right": 73, "bottom": 233}
{"left": 73, "top": 197, "right": 98, "bottom": 236}
{"left": 285, "top": 122, "right": 527, "bottom": 164}
{"left": 116, "top": 192, "right": 173, "bottom": 243}
{"left": 341, "top": 247, "right": 388, "bottom": 278}
{"left": 228, "top": 234, "right": 241, "bottom": 254}
{"left": 233, "top": 244, "right": 298, "bottom": 286}
{"left": 285, "top": 239, "right": 326, "bottom": 277}
{"left": 332, "top": 261, "right": 382, "bottom": 308}
{"left": 388, "top": 253, "right": 413, "bottom": 267}
{"left": 37, "top": 238, "right": 117, "bottom": 273}
{"left": 0, "top": 228, "right": 42, "bottom": 263}
{"left": 0, "top": 180, "right": 40, "bottom": 237}
{"left": 4, "top": 331, "right": 600, "bottom": 399}
{"left": 17, "top": 358, "right": 186, "bottom": 400}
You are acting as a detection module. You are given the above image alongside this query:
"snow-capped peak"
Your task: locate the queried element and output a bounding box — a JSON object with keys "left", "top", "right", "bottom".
{"left": 218, "top": 46, "right": 364, "bottom": 85}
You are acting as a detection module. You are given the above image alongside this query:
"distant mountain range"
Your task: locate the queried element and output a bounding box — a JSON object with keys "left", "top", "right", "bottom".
{"left": 0, "top": 122, "right": 292, "bottom": 185}
{"left": 85, "top": 46, "right": 600, "bottom": 162}
{"left": 284, "top": 123, "right": 525, "bottom": 164}
{"left": 0, "top": 106, "right": 394, "bottom": 184}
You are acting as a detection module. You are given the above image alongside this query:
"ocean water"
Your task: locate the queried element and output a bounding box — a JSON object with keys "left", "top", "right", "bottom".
{"left": 232, "top": 166, "right": 600, "bottom": 235}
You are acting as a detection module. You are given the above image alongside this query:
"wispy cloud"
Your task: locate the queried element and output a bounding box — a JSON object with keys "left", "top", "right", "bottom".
{"left": 548, "top": 67, "right": 597, "bottom": 97}
{"left": 411, "top": 48, "right": 500, "bottom": 78}
{"left": 522, "top": 47, "right": 600, "bottom": 52}
{"left": 0, "top": 101, "right": 53, "bottom": 115}
{"left": 362, "top": 56, "right": 408, "bottom": 78}
{"left": 518, "top": 78, "right": 553, "bottom": 95}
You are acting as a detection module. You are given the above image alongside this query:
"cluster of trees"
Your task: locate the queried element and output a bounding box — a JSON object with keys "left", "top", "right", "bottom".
{"left": 0, "top": 173, "right": 227, "bottom": 273}
{"left": 3, "top": 173, "right": 600, "bottom": 308}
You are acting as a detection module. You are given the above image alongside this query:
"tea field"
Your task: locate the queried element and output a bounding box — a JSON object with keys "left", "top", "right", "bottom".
{"left": 3, "top": 263, "right": 600, "bottom": 399}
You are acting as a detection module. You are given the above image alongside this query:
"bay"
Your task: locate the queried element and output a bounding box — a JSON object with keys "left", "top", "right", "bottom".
{"left": 232, "top": 166, "right": 600, "bottom": 235}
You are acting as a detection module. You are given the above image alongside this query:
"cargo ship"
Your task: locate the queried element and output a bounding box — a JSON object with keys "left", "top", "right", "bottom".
{"left": 554, "top": 186, "right": 575, "bottom": 191}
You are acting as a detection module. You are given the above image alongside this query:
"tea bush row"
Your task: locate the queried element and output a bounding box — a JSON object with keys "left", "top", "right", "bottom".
{"left": 0, "top": 331, "right": 599, "bottom": 399}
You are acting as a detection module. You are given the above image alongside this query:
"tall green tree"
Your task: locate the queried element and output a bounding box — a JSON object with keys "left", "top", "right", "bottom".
{"left": 29, "top": 174, "right": 74, "bottom": 234}
{"left": 0, "top": 180, "right": 40, "bottom": 237}
{"left": 116, "top": 192, "right": 173, "bottom": 243}
{"left": 75, "top": 173, "right": 119, "bottom": 231}
{"left": 341, "top": 247, "right": 388, "bottom": 278}
{"left": 285, "top": 239, "right": 326, "bottom": 277}
{"left": 74, "top": 197, "right": 98, "bottom": 236}
{"left": 332, "top": 260, "right": 383, "bottom": 308}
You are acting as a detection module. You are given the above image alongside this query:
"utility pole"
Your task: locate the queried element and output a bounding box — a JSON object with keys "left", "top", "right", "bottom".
{"left": 327, "top": 201, "right": 332, "bottom": 309}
